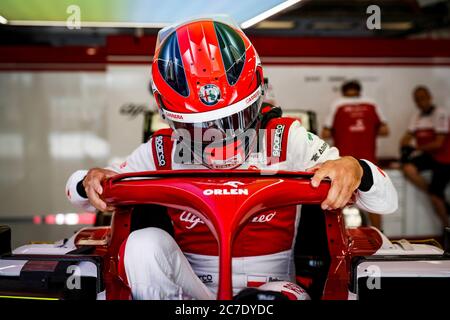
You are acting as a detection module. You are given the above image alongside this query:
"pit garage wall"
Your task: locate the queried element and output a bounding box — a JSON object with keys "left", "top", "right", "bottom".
{"left": 1, "top": 38, "right": 450, "bottom": 240}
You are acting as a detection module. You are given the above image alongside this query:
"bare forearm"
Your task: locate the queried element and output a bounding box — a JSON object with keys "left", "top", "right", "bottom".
{"left": 377, "top": 124, "right": 389, "bottom": 137}
{"left": 400, "top": 133, "right": 413, "bottom": 147}
{"left": 321, "top": 127, "right": 333, "bottom": 140}
{"left": 417, "top": 141, "right": 443, "bottom": 152}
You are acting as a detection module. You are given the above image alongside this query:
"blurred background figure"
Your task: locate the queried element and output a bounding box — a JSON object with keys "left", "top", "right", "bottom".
{"left": 263, "top": 77, "right": 278, "bottom": 107}
{"left": 400, "top": 86, "right": 450, "bottom": 229}
{"left": 321, "top": 80, "right": 389, "bottom": 229}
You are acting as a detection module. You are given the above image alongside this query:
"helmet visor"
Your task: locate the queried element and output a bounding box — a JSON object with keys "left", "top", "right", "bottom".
{"left": 166, "top": 95, "right": 262, "bottom": 144}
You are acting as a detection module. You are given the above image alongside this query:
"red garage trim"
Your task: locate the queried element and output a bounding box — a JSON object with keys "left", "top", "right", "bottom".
{"left": 104, "top": 55, "right": 450, "bottom": 66}
{"left": 259, "top": 56, "right": 450, "bottom": 66}
{"left": 99, "top": 36, "right": 450, "bottom": 66}
{"left": 0, "top": 46, "right": 107, "bottom": 71}
{"left": 106, "top": 36, "right": 450, "bottom": 58}
{"left": 2, "top": 37, "right": 450, "bottom": 70}
{"left": 249, "top": 37, "right": 450, "bottom": 58}
{"left": 0, "top": 46, "right": 106, "bottom": 63}
{"left": 106, "top": 35, "right": 157, "bottom": 56}
{"left": 0, "top": 63, "right": 106, "bottom": 71}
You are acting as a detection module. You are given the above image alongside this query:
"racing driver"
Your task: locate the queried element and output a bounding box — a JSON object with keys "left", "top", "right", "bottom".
{"left": 66, "top": 17, "right": 398, "bottom": 300}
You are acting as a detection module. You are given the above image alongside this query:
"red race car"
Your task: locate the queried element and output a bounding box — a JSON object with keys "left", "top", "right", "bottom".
{"left": 1, "top": 170, "right": 449, "bottom": 300}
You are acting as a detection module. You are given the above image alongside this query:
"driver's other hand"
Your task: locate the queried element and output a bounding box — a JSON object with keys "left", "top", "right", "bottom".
{"left": 83, "top": 168, "right": 117, "bottom": 212}
{"left": 307, "top": 156, "right": 363, "bottom": 210}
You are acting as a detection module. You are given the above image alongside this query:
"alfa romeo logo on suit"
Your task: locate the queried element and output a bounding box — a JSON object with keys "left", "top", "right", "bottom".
{"left": 199, "top": 84, "right": 221, "bottom": 106}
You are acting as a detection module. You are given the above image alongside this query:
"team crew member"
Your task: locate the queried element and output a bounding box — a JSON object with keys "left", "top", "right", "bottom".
{"left": 400, "top": 86, "right": 450, "bottom": 228}
{"left": 322, "top": 80, "right": 390, "bottom": 229}
{"left": 66, "top": 18, "right": 398, "bottom": 300}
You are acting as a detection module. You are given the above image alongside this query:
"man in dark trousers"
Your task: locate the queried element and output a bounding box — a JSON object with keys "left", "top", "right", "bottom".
{"left": 400, "top": 86, "right": 450, "bottom": 228}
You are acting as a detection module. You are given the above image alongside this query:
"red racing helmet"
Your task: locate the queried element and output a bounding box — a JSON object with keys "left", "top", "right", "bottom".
{"left": 151, "top": 16, "right": 265, "bottom": 169}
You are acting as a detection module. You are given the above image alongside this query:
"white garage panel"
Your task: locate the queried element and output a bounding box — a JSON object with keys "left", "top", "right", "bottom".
{"left": 0, "top": 72, "right": 108, "bottom": 217}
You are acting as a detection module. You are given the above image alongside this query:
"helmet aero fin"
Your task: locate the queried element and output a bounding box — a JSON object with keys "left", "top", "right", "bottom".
{"left": 213, "top": 21, "right": 246, "bottom": 85}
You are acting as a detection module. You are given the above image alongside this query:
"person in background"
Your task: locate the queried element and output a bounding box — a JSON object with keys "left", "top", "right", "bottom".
{"left": 322, "top": 80, "right": 390, "bottom": 229}
{"left": 400, "top": 86, "right": 450, "bottom": 228}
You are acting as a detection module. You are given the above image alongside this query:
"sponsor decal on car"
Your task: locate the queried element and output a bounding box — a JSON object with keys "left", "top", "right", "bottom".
{"left": 203, "top": 181, "right": 249, "bottom": 196}
{"left": 179, "top": 211, "right": 205, "bottom": 229}
{"left": 251, "top": 211, "right": 276, "bottom": 223}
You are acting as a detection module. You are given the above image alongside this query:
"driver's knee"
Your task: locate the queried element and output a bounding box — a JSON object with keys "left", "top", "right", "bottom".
{"left": 125, "top": 227, "right": 176, "bottom": 263}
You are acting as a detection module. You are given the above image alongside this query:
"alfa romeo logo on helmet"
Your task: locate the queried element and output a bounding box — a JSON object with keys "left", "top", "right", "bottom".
{"left": 199, "top": 84, "right": 221, "bottom": 106}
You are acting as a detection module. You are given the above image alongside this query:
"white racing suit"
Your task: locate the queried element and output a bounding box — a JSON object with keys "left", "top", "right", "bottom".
{"left": 66, "top": 117, "right": 398, "bottom": 299}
